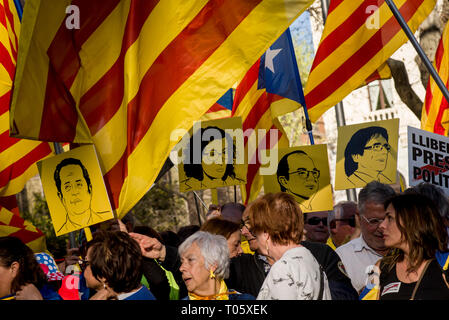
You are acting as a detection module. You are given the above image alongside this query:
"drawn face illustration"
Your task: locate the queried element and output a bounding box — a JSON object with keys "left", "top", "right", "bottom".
{"left": 59, "top": 164, "right": 91, "bottom": 215}
{"left": 201, "top": 138, "right": 229, "bottom": 180}
{"left": 278, "top": 153, "right": 319, "bottom": 199}
{"left": 353, "top": 135, "right": 390, "bottom": 173}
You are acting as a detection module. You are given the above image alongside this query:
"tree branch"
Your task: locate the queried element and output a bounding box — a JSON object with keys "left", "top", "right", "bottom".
{"left": 153, "top": 183, "right": 188, "bottom": 201}
{"left": 387, "top": 58, "right": 423, "bottom": 119}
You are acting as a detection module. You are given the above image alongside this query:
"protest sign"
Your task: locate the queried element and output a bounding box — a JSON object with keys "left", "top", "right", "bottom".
{"left": 38, "top": 145, "right": 114, "bottom": 236}
{"left": 408, "top": 126, "right": 449, "bottom": 195}
{"left": 176, "top": 117, "right": 247, "bottom": 192}
{"left": 262, "top": 144, "right": 333, "bottom": 213}
{"left": 335, "top": 119, "right": 399, "bottom": 190}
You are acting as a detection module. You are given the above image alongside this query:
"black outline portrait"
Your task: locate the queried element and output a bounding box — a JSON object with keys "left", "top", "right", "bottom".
{"left": 54, "top": 157, "right": 110, "bottom": 234}
{"left": 181, "top": 126, "right": 244, "bottom": 191}
{"left": 276, "top": 150, "right": 320, "bottom": 210}
{"left": 344, "top": 126, "right": 392, "bottom": 186}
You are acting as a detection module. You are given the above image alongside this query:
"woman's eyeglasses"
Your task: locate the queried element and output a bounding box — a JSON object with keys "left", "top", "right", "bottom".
{"left": 77, "top": 258, "right": 90, "bottom": 271}
{"left": 240, "top": 219, "right": 256, "bottom": 238}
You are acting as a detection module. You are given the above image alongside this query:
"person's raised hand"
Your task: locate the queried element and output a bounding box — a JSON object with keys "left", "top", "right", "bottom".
{"left": 129, "top": 232, "right": 166, "bottom": 261}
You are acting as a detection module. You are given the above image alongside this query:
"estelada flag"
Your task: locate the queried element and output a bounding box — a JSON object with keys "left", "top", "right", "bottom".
{"left": 233, "top": 29, "right": 305, "bottom": 204}
{"left": 233, "top": 29, "right": 304, "bottom": 204}
{"left": 304, "top": 0, "right": 437, "bottom": 123}
{"left": 0, "top": 0, "right": 53, "bottom": 196}
{"left": 201, "top": 89, "right": 233, "bottom": 121}
{"left": 10, "top": 0, "right": 314, "bottom": 218}
{"left": 421, "top": 20, "right": 449, "bottom": 135}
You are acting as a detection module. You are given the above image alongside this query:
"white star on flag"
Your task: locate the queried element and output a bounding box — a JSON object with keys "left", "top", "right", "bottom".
{"left": 265, "top": 47, "right": 282, "bottom": 73}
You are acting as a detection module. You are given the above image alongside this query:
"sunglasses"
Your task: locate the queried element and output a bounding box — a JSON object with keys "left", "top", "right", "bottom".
{"left": 329, "top": 217, "right": 356, "bottom": 229}
{"left": 306, "top": 217, "right": 328, "bottom": 226}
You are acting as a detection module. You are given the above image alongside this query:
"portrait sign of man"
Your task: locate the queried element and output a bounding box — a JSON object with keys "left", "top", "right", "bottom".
{"left": 177, "top": 117, "right": 246, "bottom": 192}
{"left": 263, "top": 145, "right": 333, "bottom": 213}
{"left": 335, "top": 119, "right": 399, "bottom": 190}
{"left": 38, "top": 145, "right": 114, "bottom": 236}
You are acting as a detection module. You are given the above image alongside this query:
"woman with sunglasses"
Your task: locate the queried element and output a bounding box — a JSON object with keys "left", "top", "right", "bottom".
{"left": 81, "top": 230, "right": 156, "bottom": 300}
{"left": 370, "top": 193, "right": 449, "bottom": 300}
{"left": 246, "top": 192, "right": 331, "bottom": 300}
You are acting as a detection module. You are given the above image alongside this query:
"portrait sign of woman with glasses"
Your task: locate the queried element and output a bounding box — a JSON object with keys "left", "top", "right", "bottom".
{"left": 335, "top": 119, "right": 399, "bottom": 190}
{"left": 263, "top": 145, "right": 333, "bottom": 213}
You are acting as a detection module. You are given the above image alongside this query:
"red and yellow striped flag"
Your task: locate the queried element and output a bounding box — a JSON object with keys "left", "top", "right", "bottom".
{"left": 232, "top": 59, "right": 292, "bottom": 205}
{"left": 304, "top": 0, "right": 436, "bottom": 123}
{"left": 421, "top": 21, "right": 449, "bottom": 135}
{"left": 0, "top": 0, "right": 53, "bottom": 196}
{"left": 10, "top": 0, "right": 314, "bottom": 218}
{"left": 0, "top": 205, "right": 47, "bottom": 253}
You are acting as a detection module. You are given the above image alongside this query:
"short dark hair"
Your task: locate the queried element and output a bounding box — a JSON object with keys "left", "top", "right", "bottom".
{"left": 200, "top": 217, "right": 240, "bottom": 240}
{"left": 344, "top": 126, "right": 389, "bottom": 176}
{"left": 406, "top": 183, "right": 449, "bottom": 221}
{"left": 54, "top": 157, "right": 92, "bottom": 196}
{"left": 276, "top": 150, "right": 309, "bottom": 192}
{"left": 86, "top": 231, "right": 142, "bottom": 293}
{"left": 220, "top": 202, "right": 246, "bottom": 224}
{"left": 0, "top": 236, "right": 47, "bottom": 293}
{"left": 183, "top": 126, "right": 237, "bottom": 182}
{"left": 177, "top": 225, "right": 200, "bottom": 245}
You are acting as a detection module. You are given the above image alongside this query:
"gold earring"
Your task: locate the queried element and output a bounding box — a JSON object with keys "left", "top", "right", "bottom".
{"left": 266, "top": 240, "right": 270, "bottom": 256}
{"left": 209, "top": 269, "right": 216, "bottom": 279}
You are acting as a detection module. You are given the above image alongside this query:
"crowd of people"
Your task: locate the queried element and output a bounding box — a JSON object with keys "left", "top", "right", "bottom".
{"left": 1, "top": 181, "right": 449, "bottom": 300}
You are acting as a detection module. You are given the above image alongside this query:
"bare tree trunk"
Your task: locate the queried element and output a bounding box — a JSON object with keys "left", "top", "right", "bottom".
{"left": 387, "top": 58, "right": 423, "bottom": 118}
{"left": 415, "top": 2, "right": 449, "bottom": 89}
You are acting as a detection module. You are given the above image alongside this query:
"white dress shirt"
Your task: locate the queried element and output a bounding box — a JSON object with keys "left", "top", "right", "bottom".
{"left": 335, "top": 235, "right": 383, "bottom": 293}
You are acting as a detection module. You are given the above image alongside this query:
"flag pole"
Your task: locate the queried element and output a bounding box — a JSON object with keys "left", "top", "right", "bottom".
{"left": 321, "top": 0, "right": 357, "bottom": 202}
{"left": 285, "top": 28, "right": 315, "bottom": 145}
{"left": 385, "top": 0, "right": 449, "bottom": 105}
{"left": 192, "top": 191, "right": 208, "bottom": 226}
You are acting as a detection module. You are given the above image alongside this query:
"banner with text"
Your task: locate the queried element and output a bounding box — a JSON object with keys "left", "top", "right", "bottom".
{"left": 408, "top": 126, "right": 449, "bottom": 195}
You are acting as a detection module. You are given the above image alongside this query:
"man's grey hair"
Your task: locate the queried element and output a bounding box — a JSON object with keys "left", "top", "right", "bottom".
{"left": 178, "top": 231, "right": 230, "bottom": 280}
{"left": 358, "top": 181, "right": 396, "bottom": 215}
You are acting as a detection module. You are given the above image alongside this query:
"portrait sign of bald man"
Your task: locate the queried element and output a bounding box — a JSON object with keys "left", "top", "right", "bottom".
{"left": 263, "top": 145, "right": 333, "bottom": 213}
{"left": 38, "top": 145, "right": 114, "bottom": 236}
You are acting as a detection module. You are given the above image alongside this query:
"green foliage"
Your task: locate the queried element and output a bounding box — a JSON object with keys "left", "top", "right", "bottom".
{"left": 21, "top": 192, "right": 69, "bottom": 258}
{"left": 128, "top": 181, "right": 188, "bottom": 232}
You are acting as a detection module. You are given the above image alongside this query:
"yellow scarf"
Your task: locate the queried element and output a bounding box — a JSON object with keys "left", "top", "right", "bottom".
{"left": 188, "top": 280, "right": 236, "bottom": 300}
{"left": 326, "top": 237, "right": 337, "bottom": 250}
